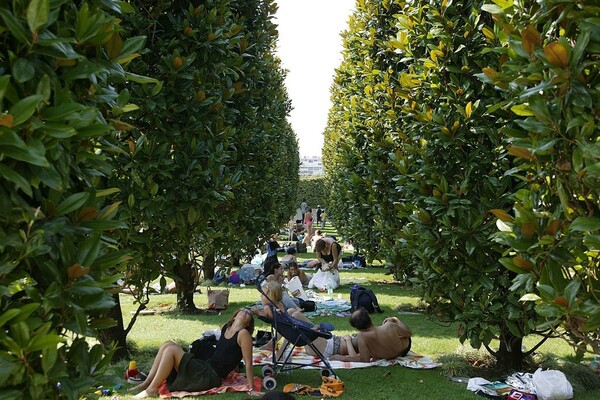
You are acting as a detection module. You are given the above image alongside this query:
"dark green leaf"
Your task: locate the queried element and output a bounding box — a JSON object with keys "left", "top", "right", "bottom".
{"left": 60, "top": 60, "right": 107, "bottom": 80}
{"left": 570, "top": 216, "right": 600, "bottom": 232}
{"left": 9, "top": 95, "right": 44, "bottom": 126}
{"left": 13, "top": 59, "right": 35, "bottom": 83}
{"left": 55, "top": 192, "right": 90, "bottom": 216}
{"left": 0, "top": 309, "right": 21, "bottom": 327}
{"left": 118, "top": 36, "right": 146, "bottom": 59}
{"left": 0, "top": 164, "right": 32, "bottom": 197}
{"left": 28, "top": 334, "right": 63, "bottom": 352}
{"left": 0, "top": 8, "right": 31, "bottom": 45}
{"left": 27, "top": 0, "right": 50, "bottom": 33}
{"left": 124, "top": 72, "right": 159, "bottom": 84}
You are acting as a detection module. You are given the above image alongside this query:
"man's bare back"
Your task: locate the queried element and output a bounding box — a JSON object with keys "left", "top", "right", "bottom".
{"left": 356, "top": 317, "right": 411, "bottom": 361}
{"left": 330, "top": 309, "right": 412, "bottom": 363}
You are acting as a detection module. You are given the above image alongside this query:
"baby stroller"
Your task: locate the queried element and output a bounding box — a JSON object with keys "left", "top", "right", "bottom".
{"left": 256, "top": 280, "right": 337, "bottom": 390}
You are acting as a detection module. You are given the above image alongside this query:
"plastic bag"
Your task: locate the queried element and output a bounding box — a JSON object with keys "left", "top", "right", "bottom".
{"left": 308, "top": 269, "right": 339, "bottom": 291}
{"left": 532, "top": 368, "right": 573, "bottom": 400}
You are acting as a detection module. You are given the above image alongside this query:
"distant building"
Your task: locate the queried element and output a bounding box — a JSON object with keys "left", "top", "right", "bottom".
{"left": 299, "top": 155, "right": 324, "bottom": 176}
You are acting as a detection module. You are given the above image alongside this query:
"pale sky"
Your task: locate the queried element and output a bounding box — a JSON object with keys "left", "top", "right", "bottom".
{"left": 275, "top": 0, "right": 356, "bottom": 157}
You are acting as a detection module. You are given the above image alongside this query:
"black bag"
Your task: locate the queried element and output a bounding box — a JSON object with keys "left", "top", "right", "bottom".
{"left": 298, "top": 298, "right": 316, "bottom": 312}
{"left": 350, "top": 286, "right": 383, "bottom": 314}
{"left": 296, "top": 241, "right": 307, "bottom": 253}
{"left": 189, "top": 334, "right": 218, "bottom": 359}
{"left": 253, "top": 330, "right": 273, "bottom": 347}
{"left": 352, "top": 254, "right": 367, "bottom": 268}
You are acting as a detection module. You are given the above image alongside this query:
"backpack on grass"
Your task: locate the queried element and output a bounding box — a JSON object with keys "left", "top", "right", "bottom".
{"left": 350, "top": 286, "right": 383, "bottom": 314}
{"left": 189, "top": 334, "right": 218, "bottom": 359}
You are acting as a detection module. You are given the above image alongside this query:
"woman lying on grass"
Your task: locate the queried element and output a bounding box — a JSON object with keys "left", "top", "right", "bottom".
{"left": 129, "top": 309, "right": 257, "bottom": 398}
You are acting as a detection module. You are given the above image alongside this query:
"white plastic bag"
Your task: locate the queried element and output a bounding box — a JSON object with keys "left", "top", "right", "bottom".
{"left": 307, "top": 269, "right": 339, "bottom": 291}
{"left": 532, "top": 368, "right": 573, "bottom": 400}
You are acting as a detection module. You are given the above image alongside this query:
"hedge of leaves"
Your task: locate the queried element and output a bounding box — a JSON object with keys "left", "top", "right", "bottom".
{"left": 0, "top": 1, "right": 139, "bottom": 398}
{"left": 296, "top": 176, "right": 328, "bottom": 215}
{"left": 323, "top": 1, "right": 403, "bottom": 260}
{"left": 323, "top": 0, "right": 600, "bottom": 368}
{"left": 482, "top": 0, "right": 600, "bottom": 355}
{"left": 109, "top": 0, "right": 298, "bottom": 311}
{"left": 1, "top": 0, "right": 297, "bottom": 396}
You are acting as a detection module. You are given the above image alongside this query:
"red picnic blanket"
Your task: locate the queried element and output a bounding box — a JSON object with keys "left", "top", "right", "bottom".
{"left": 157, "top": 372, "right": 262, "bottom": 398}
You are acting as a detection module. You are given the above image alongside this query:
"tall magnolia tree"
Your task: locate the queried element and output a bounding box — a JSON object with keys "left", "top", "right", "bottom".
{"left": 325, "top": 0, "right": 551, "bottom": 369}
{"left": 323, "top": 0, "right": 403, "bottom": 259}
{"left": 482, "top": 0, "right": 600, "bottom": 355}
{"left": 109, "top": 0, "right": 297, "bottom": 315}
{"left": 0, "top": 1, "right": 142, "bottom": 397}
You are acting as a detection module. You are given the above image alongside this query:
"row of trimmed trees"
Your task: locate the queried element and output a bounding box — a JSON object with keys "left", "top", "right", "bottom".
{"left": 324, "top": 0, "right": 599, "bottom": 369}
{"left": 0, "top": 0, "right": 296, "bottom": 398}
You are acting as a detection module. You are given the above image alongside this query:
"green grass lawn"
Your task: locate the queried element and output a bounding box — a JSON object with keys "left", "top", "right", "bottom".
{"left": 108, "top": 266, "right": 600, "bottom": 399}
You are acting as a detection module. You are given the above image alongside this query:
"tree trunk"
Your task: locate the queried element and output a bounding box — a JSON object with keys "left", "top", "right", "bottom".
{"left": 98, "top": 293, "right": 130, "bottom": 361}
{"left": 202, "top": 251, "right": 216, "bottom": 281}
{"left": 173, "top": 261, "right": 197, "bottom": 311}
{"left": 496, "top": 331, "right": 525, "bottom": 371}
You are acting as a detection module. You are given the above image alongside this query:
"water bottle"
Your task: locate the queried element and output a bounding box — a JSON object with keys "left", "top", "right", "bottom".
{"left": 327, "top": 282, "right": 333, "bottom": 296}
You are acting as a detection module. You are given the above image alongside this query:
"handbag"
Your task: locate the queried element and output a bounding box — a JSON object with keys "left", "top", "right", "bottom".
{"left": 207, "top": 287, "right": 230, "bottom": 310}
{"left": 298, "top": 298, "right": 316, "bottom": 312}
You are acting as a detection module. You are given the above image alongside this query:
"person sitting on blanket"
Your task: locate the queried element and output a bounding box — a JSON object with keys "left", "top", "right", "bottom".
{"left": 253, "top": 281, "right": 311, "bottom": 324}
{"left": 305, "top": 236, "right": 342, "bottom": 271}
{"left": 252, "top": 281, "right": 333, "bottom": 356}
{"left": 280, "top": 247, "right": 298, "bottom": 267}
{"left": 286, "top": 261, "right": 310, "bottom": 286}
{"left": 261, "top": 258, "right": 301, "bottom": 311}
{"left": 328, "top": 307, "right": 412, "bottom": 363}
{"left": 129, "top": 308, "right": 258, "bottom": 398}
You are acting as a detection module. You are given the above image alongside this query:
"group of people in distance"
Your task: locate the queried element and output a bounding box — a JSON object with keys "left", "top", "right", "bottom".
{"left": 288, "top": 200, "right": 325, "bottom": 248}
{"left": 131, "top": 263, "right": 412, "bottom": 398}
{"left": 129, "top": 210, "right": 412, "bottom": 398}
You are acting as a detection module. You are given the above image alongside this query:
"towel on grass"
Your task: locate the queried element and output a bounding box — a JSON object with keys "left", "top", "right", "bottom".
{"left": 304, "top": 298, "right": 351, "bottom": 317}
{"left": 246, "top": 297, "right": 351, "bottom": 317}
{"left": 252, "top": 348, "right": 439, "bottom": 370}
{"left": 156, "top": 372, "right": 262, "bottom": 398}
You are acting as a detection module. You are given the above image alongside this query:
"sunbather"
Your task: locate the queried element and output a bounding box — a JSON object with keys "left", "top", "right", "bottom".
{"left": 304, "top": 333, "right": 358, "bottom": 359}
{"left": 329, "top": 307, "right": 412, "bottom": 362}
{"left": 130, "top": 309, "right": 257, "bottom": 398}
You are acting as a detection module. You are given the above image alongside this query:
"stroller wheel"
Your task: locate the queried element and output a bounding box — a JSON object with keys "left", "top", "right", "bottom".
{"left": 321, "top": 369, "right": 334, "bottom": 378}
{"left": 261, "top": 365, "right": 275, "bottom": 377}
{"left": 263, "top": 376, "right": 277, "bottom": 390}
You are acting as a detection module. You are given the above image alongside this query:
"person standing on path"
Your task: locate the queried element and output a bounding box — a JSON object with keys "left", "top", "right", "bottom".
{"left": 316, "top": 206, "right": 323, "bottom": 225}
{"left": 304, "top": 208, "right": 314, "bottom": 242}
{"left": 300, "top": 199, "right": 308, "bottom": 222}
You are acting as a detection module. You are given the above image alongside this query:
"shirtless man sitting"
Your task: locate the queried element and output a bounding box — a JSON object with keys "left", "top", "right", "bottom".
{"left": 329, "top": 307, "right": 412, "bottom": 362}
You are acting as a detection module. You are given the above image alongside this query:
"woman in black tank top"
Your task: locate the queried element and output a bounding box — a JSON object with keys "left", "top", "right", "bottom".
{"left": 130, "top": 309, "right": 257, "bottom": 398}
{"left": 314, "top": 237, "right": 342, "bottom": 270}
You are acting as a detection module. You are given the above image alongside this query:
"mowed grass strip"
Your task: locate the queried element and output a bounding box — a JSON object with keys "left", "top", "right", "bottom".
{"left": 110, "top": 267, "right": 600, "bottom": 399}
